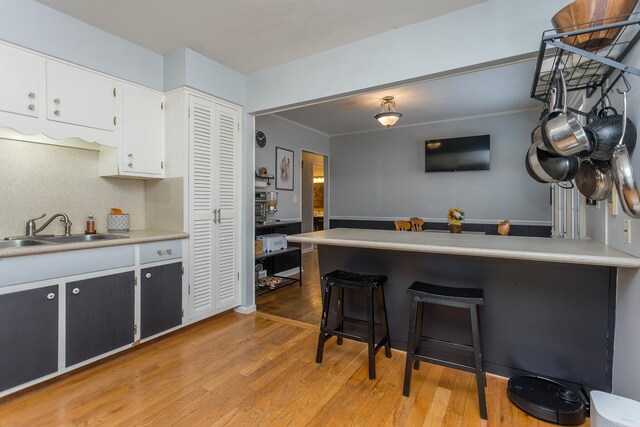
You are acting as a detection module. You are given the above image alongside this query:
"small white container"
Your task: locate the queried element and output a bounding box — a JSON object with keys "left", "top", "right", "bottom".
{"left": 107, "top": 214, "right": 129, "bottom": 232}
{"left": 591, "top": 390, "right": 640, "bottom": 426}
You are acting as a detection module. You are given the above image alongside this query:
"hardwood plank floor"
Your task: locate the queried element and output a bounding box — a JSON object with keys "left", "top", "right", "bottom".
{"left": 0, "top": 310, "right": 589, "bottom": 426}
{"left": 255, "top": 248, "right": 322, "bottom": 325}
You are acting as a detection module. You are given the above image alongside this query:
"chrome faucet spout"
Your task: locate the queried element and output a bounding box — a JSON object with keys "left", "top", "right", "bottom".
{"left": 27, "top": 213, "right": 73, "bottom": 237}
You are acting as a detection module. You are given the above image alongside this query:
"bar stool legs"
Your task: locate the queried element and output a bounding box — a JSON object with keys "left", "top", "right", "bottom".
{"left": 402, "top": 281, "right": 487, "bottom": 420}
{"left": 470, "top": 304, "right": 488, "bottom": 419}
{"left": 316, "top": 278, "right": 332, "bottom": 364}
{"left": 315, "top": 271, "right": 391, "bottom": 380}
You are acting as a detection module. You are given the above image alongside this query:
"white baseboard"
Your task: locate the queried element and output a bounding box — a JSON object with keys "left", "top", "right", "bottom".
{"left": 234, "top": 304, "right": 257, "bottom": 315}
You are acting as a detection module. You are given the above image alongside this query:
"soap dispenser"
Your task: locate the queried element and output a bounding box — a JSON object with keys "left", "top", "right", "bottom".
{"left": 85, "top": 215, "right": 96, "bottom": 234}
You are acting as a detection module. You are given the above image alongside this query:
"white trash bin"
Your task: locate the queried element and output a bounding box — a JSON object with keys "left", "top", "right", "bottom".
{"left": 591, "top": 391, "right": 640, "bottom": 427}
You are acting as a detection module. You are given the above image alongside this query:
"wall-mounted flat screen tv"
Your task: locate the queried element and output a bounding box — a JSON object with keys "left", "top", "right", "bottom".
{"left": 425, "top": 135, "right": 490, "bottom": 172}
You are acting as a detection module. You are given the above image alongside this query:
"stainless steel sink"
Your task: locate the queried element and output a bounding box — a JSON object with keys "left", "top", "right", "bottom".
{"left": 0, "top": 239, "right": 53, "bottom": 249}
{"left": 39, "top": 234, "right": 129, "bottom": 243}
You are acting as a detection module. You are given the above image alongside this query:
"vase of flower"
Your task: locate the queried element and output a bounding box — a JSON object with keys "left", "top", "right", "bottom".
{"left": 448, "top": 223, "right": 462, "bottom": 233}
{"left": 447, "top": 208, "right": 465, "bottom": 233}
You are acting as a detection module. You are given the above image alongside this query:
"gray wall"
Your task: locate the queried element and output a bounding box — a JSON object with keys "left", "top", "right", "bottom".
{"left": 254, "top": 115, "right": 330, "bottom": 220}
{"left": 582, "top": 43, "right": 640, "bottom": 401}
{"left": 329, "top": 110, "right": 549, "bottom": 224}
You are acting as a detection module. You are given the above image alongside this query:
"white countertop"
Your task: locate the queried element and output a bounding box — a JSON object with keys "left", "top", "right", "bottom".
{"left": 0, "top": 230, "right": 189, "bottom": 259}
{"left": 287, "top": 228, "right": 640, "bottom": 268}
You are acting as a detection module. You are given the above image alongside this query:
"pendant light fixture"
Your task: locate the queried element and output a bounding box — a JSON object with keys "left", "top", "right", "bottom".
{"left": 375, "top": 96, "right": 402, "bottom": 127}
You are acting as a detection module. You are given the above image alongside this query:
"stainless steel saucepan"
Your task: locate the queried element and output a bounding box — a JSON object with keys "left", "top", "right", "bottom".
{"left": 575, "top": 160, "right": 613, "bottom": 201}
{"left": 542, "top": 70, "right": 592, "bottom": 156}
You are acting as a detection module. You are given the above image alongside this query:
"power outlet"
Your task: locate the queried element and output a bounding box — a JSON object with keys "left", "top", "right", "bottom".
{"left": 624, "top": 219, "right": 631, "bottom": 244}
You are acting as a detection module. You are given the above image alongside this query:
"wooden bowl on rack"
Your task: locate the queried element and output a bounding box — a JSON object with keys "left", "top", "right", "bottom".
{"left": 551, "top": 0, "right": 638, "bottom": 51}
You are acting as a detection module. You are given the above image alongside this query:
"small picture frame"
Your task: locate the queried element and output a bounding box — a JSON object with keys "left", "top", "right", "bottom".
{"left": 275, "top": 147, "right": 294, "bottom": 191}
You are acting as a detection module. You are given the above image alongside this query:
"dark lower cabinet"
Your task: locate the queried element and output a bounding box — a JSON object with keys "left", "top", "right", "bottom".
{"left": 66, "top": 271, "right": 135, "bottom": 367}
{"left": 141, "top": 262, "right": 182, "bottom": 339}
{"left": 0, "top": 285, "right": 59, "bottom": 392}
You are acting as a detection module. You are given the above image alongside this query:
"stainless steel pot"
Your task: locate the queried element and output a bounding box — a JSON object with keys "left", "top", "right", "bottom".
{"left": 526, "top": 144, "right": 579, "bottom": 185}
{"left": 526, "top": 144, "right": 554, "bottom": 183}
{"left": 541, "top": 71, "right": 592, "bottom": 156}
{"left": 575, "top": 160, "right": 613, "bottom": 201}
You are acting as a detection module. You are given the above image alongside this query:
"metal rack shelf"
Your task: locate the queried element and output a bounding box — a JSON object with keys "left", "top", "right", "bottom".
{"left": 531, "top": 12, "right": 640, "bottom": 112}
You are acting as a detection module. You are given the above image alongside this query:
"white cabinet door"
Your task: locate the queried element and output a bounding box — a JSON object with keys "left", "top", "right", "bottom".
{"left": 122, "top": 84, "right": 164, "bottom": 176}
{"left": 46, "top": 61, "right": 116, "bottom": 131}
{"left": 188, "top": 95, "right": 216, "bottom": 319}
{"left": 187, "top": 95, "right": 241, "bottom": 319}
{"left": 0, "top": 44, "right": 39, "bottom": 118}
{"left": 214, "top": 104, "right": 239, "bottom": 310}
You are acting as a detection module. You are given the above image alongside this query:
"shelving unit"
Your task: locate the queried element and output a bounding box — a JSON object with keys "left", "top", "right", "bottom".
{"left": 531, "top": 12, "right": 640, "bottom": 113}
{"left": 255, "top": 221, "right": 302, "bottom": 297}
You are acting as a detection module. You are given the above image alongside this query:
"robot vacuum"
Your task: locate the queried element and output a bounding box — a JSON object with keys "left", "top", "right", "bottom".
{"left": 508, "top": 375, "right": 589, "bottom": 425}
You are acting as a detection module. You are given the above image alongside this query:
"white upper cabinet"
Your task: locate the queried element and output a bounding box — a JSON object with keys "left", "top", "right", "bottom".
{"left": 0, "top": 44, "right": 39, "bottom": 118}
{"left": 45, "top": 61, "right": 117, "bottom": 132}
{"left": 120, "top": 84, "right": 164, "bottom": 176}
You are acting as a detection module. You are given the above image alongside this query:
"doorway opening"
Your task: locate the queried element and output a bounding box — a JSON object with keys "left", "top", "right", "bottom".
{"left": 301, "top": 150, "right": 328, "bottom": 253}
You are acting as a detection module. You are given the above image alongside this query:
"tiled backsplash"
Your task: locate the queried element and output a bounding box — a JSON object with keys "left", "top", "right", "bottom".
{"left": 0, "top": 139, "right": 145, "bottom": 237}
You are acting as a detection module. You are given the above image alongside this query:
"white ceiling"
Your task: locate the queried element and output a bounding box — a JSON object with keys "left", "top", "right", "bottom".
{"left": 36, "top": 0, "right": 488, "bottom": 74}
{"left": 275, "top": 60, "right": 541, "bottom": 136}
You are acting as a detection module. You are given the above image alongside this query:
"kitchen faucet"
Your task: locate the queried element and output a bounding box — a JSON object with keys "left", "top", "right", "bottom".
{"left": 26, "top": 213, "right": 73, "bottom": 237}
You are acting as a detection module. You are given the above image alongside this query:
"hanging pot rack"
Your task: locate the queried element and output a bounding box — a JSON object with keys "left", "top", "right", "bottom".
{"left": 531, "top": 12, "right": 640, "bottom": 117}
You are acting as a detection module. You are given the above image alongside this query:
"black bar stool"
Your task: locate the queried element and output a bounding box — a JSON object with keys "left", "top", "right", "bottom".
{"left": 316, "top": 270, "right": 392, "bottom": 380}
{"left": 403, "top": 281, "right": 487, "bottom": 420}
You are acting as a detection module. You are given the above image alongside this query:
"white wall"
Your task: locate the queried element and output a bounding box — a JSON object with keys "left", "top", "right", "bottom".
{"left": 582, "top": 44, "right": 640, "bottom": 401}
{"left": 254, "top": 115, "right": 330, "bottom": 220}
{"left": 245, "top": 0, "right": 571, "bottom": 113}
{"left": 329, "top": 110, "right": 548, "bottom": 224}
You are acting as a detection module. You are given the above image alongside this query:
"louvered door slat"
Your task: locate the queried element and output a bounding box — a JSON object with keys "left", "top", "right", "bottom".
{"left": 213, "top": 103, "right": 239, "bottom": 310}
{"left": 189, "top": 96, "right": 216, "bottom": 318}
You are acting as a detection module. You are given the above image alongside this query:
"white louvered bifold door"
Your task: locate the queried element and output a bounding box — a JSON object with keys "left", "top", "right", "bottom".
{"left": 188, "top": 95, "right": 216, "bottom": 319}
{"left": 213, "top": 103, "right": 240, "bottom": 310}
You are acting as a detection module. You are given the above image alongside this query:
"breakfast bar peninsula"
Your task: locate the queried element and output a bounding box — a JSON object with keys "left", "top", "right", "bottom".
{"left": 287, "top": 228, "right": 640, "bottom": 392}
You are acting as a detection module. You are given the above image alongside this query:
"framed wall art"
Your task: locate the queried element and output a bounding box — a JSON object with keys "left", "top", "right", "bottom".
{"left": 275, "top": 147, "right": 294, "bottom": 191}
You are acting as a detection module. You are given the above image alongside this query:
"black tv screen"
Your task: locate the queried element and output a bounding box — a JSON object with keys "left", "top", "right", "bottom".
{"left": 425, "top": 135, "right": 490, "bottom": 172}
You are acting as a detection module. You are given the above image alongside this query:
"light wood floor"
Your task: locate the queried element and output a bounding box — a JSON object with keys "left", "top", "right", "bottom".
{"left": 255, "top": 248, "right": 322, "bottom": 325}
{"left": 0, "top": 310, "right": 589, "bottom": 426}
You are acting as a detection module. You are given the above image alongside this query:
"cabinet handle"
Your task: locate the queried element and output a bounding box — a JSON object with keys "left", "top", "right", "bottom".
{"left": 28, "top": 92, "right": 35, "bottom": 99}
{"left": 128, "top": 153, "right": 133, "bottom": 158}
{"left": 28, "top": 104, "right": 35, "bottom": 111}
{"left": 72, "top": 288, "right": 80, "bottom": 295}
{"left": 113, "top": 88, "right": 117, "bottom": 97}
{"left": 145, "top": 273, "right": 152, "bottom": 279}
{"left": 128, "top": 162, "right": 134, "bottom": 168}
{"left": 46, "top": 292, "right": 55, "bottom": 300}
{"left": 53, "top": 98, "right": 60, "bottom": 104}
{"left": 113, "top": 116, "right": 117, "bottom": 125}
{"left": 212, "top": 210, "right": 217, "bottom": 224}
{"left": 156, "top": 249, "right": 174, "bottom": 256}
{"left": 54, "top": 110, "right": 60, "bottom": 116}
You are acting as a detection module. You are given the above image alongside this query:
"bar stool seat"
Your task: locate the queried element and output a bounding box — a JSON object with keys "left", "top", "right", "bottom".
{"left": 316, "top": 270, "right": 392, "bottom": 380}
{"left": 403, "top": 281, "right": 487, "bottom": 420}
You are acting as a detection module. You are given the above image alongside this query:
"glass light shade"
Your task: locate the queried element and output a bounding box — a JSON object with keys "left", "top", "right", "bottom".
{"left": 375, "top": 112, "right": 402, "bottom": 127}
